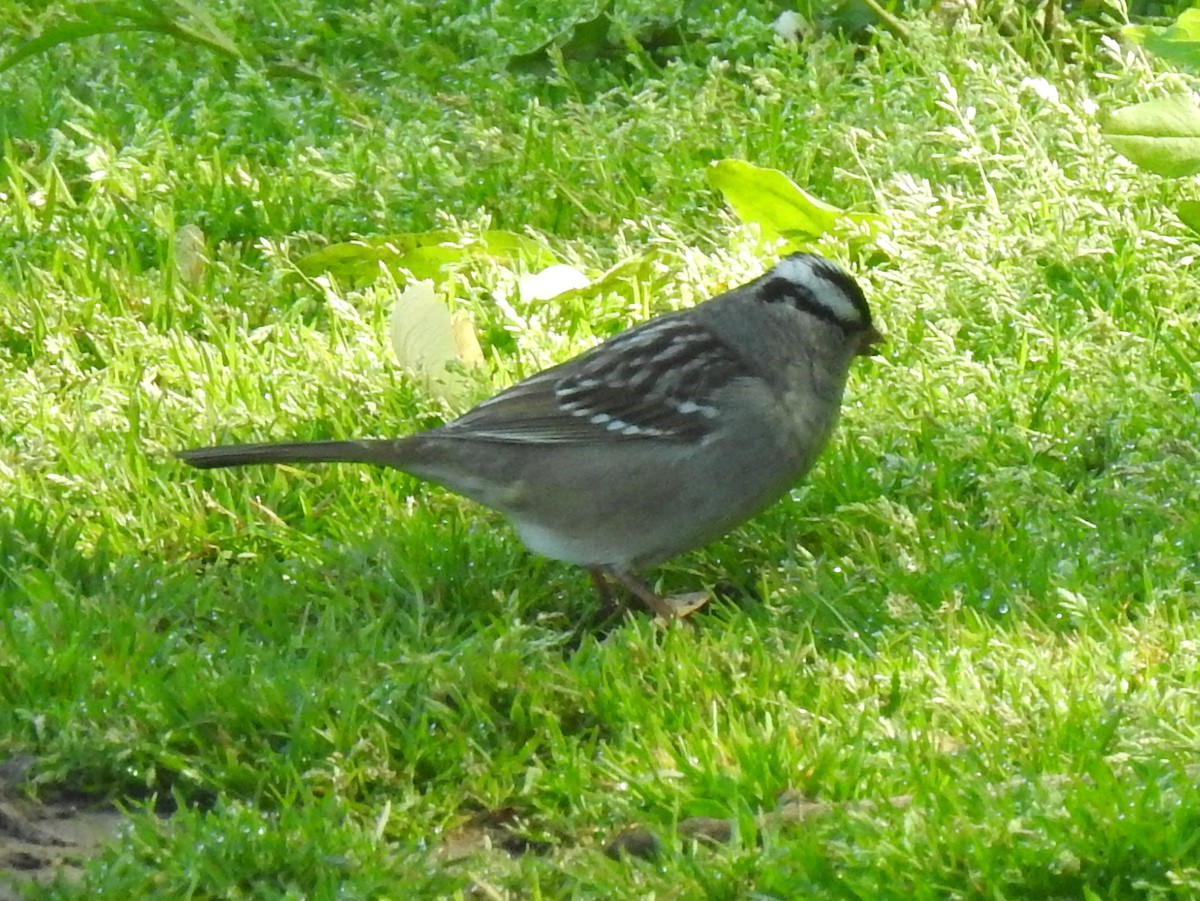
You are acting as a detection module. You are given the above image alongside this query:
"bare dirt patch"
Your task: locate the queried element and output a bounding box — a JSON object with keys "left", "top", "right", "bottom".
{"left": 0, "top": 757, "right": 127, "bottom": 898}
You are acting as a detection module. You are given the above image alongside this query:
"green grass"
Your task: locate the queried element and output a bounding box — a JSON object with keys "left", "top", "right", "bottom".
{"left": 3, "top": 1, "right": 1200, "bottom": 897}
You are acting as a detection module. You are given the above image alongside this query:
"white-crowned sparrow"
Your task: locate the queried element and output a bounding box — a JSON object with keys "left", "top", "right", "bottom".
{"left": 177, "top": 253, "right": 881, "bottom": 619}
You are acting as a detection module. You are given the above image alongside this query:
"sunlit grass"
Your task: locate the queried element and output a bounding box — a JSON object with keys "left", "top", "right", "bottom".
{"left": 2, "top": 1, "right": 1200, "bottom": 898}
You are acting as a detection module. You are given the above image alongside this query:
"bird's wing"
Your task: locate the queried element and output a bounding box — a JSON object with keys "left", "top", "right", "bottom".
{"left": 439, "top": 317, "right": 753, "bottom": 444}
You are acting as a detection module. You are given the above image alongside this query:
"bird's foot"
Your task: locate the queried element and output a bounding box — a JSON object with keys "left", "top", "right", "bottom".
{"left": 590, "top": 569, "right": 710, "bottom": 623}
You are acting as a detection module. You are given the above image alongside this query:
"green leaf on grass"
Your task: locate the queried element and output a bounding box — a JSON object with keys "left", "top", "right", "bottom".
{"left": 508, "top": 1, "right": 612, "bottom": 75}
{"left": 0, "top": 0, "right": 241, "bottom": 74}
{"left": 707, "top": 159, "right": 884, "bottom": 249}
{"left": 522, "top": 252, "right": 661, "bottom": 308}
{"left": 1124, "top": 9, "right": 1200, "bottom": 71}
{"left": 1101, "top": 97, "right": 1200, "bottom": 178}
{"left": 508, "top": 0, "right": 687, "bottom": 74}
{"left": 164, "top": 0, "right": 242, "bottom": 58}
{"left": 1176, "top": 200, "right": 1200, "bottom": 236}
{"left": 294, "top": 231, "right": 556, "bottom": 286}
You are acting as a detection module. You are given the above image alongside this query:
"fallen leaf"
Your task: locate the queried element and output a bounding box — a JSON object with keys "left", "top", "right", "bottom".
{"left": 390, "top": 281, "right": 484, "bottom": 405}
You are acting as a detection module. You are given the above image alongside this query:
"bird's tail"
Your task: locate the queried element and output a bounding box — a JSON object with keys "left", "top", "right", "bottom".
{"left": 175, "top": 439, "right": 405, "bottom": 470}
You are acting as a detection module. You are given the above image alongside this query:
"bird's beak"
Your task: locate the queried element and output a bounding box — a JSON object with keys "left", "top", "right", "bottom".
{"left": 856, "top": 325, "right": 885, "bottom": 357}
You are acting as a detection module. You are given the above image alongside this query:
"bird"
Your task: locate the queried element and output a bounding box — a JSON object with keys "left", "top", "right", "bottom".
{"left": 176, "top": 252, "right": 882, "bottom": 620}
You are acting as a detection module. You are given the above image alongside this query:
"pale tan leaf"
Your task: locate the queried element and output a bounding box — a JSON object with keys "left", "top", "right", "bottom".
{"left": 174, "top": 224, "right": 208, "bottom": 286}
{"left": 390, "top": 280, "right": 482, "bottom": 404}
{"left": 451, "top": 314, "right": 485, "bottom": 368}
{"left": 518, "top": 264, "right": 590, "bottom": 301}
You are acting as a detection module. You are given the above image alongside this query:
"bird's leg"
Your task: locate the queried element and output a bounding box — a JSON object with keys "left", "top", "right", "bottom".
{"left": 603, "top": 569, "right": 709, "bottom": 621}
{"left": 588, "top": 568, "right": 624, "bottom": 618}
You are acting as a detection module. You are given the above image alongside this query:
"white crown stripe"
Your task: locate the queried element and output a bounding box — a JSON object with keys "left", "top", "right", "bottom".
{"left": 769, "top": 255, "right": 864, "bottom": 324}
{"left": 808, "top": 278, "right": 861, "bottom": 323}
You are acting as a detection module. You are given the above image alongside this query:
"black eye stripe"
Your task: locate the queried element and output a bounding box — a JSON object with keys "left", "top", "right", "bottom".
{"left": 758, "top": 254, "right": 872, "bottom": 334}
{"left": 760, "top": 275, "right": 813, "bottom": 306}
{"left": 760, "top": 276, "right": 853, "bottom": 329}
